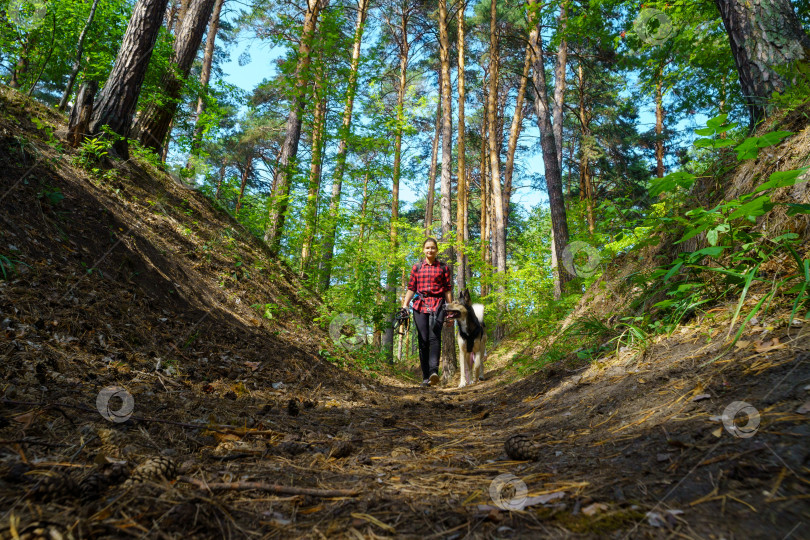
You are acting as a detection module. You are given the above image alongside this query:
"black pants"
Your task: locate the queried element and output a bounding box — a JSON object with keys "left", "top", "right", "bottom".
{"left": 413, "top": 310, "right": 443, "bottom": 379}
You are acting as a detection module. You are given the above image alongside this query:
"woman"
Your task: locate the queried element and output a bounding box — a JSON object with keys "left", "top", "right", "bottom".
{"left": 400, "top": 237, "right": 453, "bottom": 387}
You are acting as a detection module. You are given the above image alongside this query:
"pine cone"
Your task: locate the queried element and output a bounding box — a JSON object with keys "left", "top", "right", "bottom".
{"left": 329, "top": 440, "right": 354, "bottom": 459}
{"left": 25, "top": 471, "right": 77, "bottom": 501}
{"left": 79, "top": 463, "right": 130, "bottom": 499}
{"left": 504, "top": 433, "right": 542, "bottom": 461}
{"left": 125, "top": 457, "right": 177, "bottom": 485}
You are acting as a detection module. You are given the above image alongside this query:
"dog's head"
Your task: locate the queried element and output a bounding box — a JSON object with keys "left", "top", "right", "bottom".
{"left": 445, "top": 288, "right": 472, "bottom": 322}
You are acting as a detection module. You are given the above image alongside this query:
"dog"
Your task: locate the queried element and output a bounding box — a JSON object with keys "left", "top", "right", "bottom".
{"left": 444, "top": 289, "right": 486, "bottom": 388}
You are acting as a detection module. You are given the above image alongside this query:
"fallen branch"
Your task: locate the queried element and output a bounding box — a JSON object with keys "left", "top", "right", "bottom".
{"left": 179, "top": 475, "right": 358, "bottom": 497}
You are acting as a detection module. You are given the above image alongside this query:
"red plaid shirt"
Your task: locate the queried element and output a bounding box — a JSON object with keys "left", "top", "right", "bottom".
{"left": 407, "top": 259, "right": 452, "bottom": 313}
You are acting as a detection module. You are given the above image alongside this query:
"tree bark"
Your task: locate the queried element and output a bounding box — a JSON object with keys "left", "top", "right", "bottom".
{"left": 553, "top": 1, "right": 568, "bottom": 172}
{"left": 300, "top": 91, "right": 326, "bottom": 279}
{"left": 59, "top": 0, "right": 102, "bottom": 111}
{"left": 437, "top": 0, "right": 456, "bottom": 384}
{"left": 577, "top": 64, "right": 595, "bottom": 234}
{"left": 317, "top": 0, "right": 370, "bottom": 291}
{"left": 479, "top": 76, "right": 490, "bottom": 299}
{"left": 89, "top": 0, "right": 172, "bottom": 158}
{"left": 713, "top": 0, "right": 810, "bottom": 130}
{"left": 456, "top": 1, "right": 468, "bottom": 292}
{"left": 503, "top": 44, "right": 532, "bottom": 227}
{"left": 424, "top": 89, "right": 441, "bottom": 236}
{"left": 487, "top": 0, "right": 506, "bottom": 282}
{"left": 235, "top": 155, "right": 252, "bottom": 216}
{"left": 528, "top": 0, "right": 571, "bottom": 299}
{"left": 133, "top": 0, "right": 217, "bottom": 153}
{"left": 655, "top": 60, "right": 665, "bottom": 178}
{"left": 188, "top": 0, "right": 225, "bottom": 160}
{"left": 383, "top": 6, "right": 410, "bottom": 361}
{"left": 264, "top": 0, "right": 324, "bottom": 254}
{"left": 67, "top": 80, "right": 99, "bottom": 147}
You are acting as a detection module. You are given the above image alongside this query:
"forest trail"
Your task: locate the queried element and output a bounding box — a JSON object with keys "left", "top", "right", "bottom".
{"left": 1, "top": 90, "right": 809, "bottom": 539}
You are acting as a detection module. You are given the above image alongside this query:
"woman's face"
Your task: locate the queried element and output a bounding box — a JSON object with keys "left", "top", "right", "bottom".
{"left": 423, "top": 241, "right": 437, "bottom": 259}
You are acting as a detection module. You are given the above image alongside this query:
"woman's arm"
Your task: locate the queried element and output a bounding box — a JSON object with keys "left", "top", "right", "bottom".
{"left": 402, "top": 289, "right": 415, "bottom": 309}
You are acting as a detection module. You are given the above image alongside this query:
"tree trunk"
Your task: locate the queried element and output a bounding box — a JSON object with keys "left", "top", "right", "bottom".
{"left": 487, "top": 0, "right": 506, "bottom": 284}
{"left": 133, "top": 0, "right": 217, "bottom": 153}
{"left": 9, "top": 35, "right": 34, "bottom": 89}
{"left": 317, "top": 0, "right": 370, "bottom": 291}
{"left": 714, "top": 0, "right": 810, "bottom": 130}
{"left": 188, "top": 0, "right": 225, "bottom": 160}
{"left": 300, "top": 92, "right": 326, "bottom": 279}
{"left": 479, "top": 81, "right": 489, "bottom": 299}
{"left": 67, "top": 80, "right": 99, "bottom": 147}
{"left": 424, "top": 89, "right": 441, "bottom": 236}
{"left": 456, "top": 1, "right": 468, "bottom": 293}
{"left": 59, "top": 0, "right": 103, "bottom": 111}
{"left": 235, "top": 155, "right": 252, "bottom": 216}
{"left": 89, "top": 0, "right": 172, "bottom": 158}
{"left": 216, "top": 163, "right": 224, "bottom": 200}
{"left": 528, "top": 0, "right": 570, "bottom": 298}
{"left": 503, "top": 44, "right": 532, "bottom": 227}
{"left": 655, "top": 61, "right": 665, "bottom": 178}
{"left": 577, "top": 64, "right": 595, "bottom": 234}
{"left": 383, "top": 9, "right": 410, "bottom": 362}
{"left": 553, "top": 1, "right": 568, "bottom": 172}
{"left": 264, "top": 0, "right": 324, "bottom": 254}
{"left": 437, "top": 0, "right": 456, "bottom": 384}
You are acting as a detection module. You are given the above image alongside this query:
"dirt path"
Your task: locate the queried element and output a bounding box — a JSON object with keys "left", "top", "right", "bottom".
{"left": 4, "top": 312, "right": 807, "bottom": 539}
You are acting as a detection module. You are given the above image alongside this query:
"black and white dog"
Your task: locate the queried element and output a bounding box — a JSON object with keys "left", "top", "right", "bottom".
{"left": 444, "top": 289, "right": 485, "bottom": 388}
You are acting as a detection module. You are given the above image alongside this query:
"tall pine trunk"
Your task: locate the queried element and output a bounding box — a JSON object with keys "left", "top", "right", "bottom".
{"left": 264, "top": 0, "right": 324, "bottom": 254}
{"left": 503, "top": 44, "right": 532, "bottom": 226}
{"left": 383, "top": 8, "right": 410, "bottom": 361}
{"left": 424, "top": 90, "right": 441, "bottom": 236}
{"left": 188, "top": 0, "right": 225, "bottom": 161}
{"left": 487, "top": 0, "right": 507, "bottom": 324}
{"left": 90, "top": 0, "right": 171, "bottom": 158}
{"left": 713, "top": 0, "right": 810, "bottom": 130}
{"left": 655, "top": 60, "right": 665, "bottom": 178}
{"left": 528, "top": 0, "right": 570, "bottom": 299}
{"left": 300, "top": 83, "right": 326, "bottom": 279}
{"left": 437, "top": 0, "right": 456, "bottom": 383}
{"left": 317, "top": 0, "right": 370, "bottom": 291}
{"left": 133, "top": 0, "right": 217, "bottom": 153}
{"left": 455, "top": 1, "right": 468, "bottom": 292}
{"left": 577, "top": 64, "right": 595, "bottom": 234}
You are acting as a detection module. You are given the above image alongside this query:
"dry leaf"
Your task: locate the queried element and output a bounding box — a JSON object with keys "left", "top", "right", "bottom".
{"left": 12, "top": 412, "right": 36, "bottom": 428}
{"left": 712, "top": 427, "right": 723, "bottom": 438}
{"left": 796, "top": 401, "right": 810, "bottom": 415}
{"left": 350, "top": 513, "right": 396, "bottom": 533}
{"left": 244, "top": 361, "right": 260, "bottom": 371}
{"left": 735, "top": 340, "right": 750, "bottom": 349}
{"left": 753, "top": 338, "right": 787, "bottom": 353}
{"left": 691, "top": 394, "right": 711, "bottom": 402}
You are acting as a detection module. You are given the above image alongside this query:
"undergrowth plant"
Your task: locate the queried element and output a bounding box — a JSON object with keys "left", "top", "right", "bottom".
{"left": 643, "top": 115, "right": 810, "bottom": 351}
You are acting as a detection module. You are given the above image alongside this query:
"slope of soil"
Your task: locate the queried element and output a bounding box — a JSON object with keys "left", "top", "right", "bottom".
{"left": 1, "top": 89, "right": 809, "bottom": 539}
